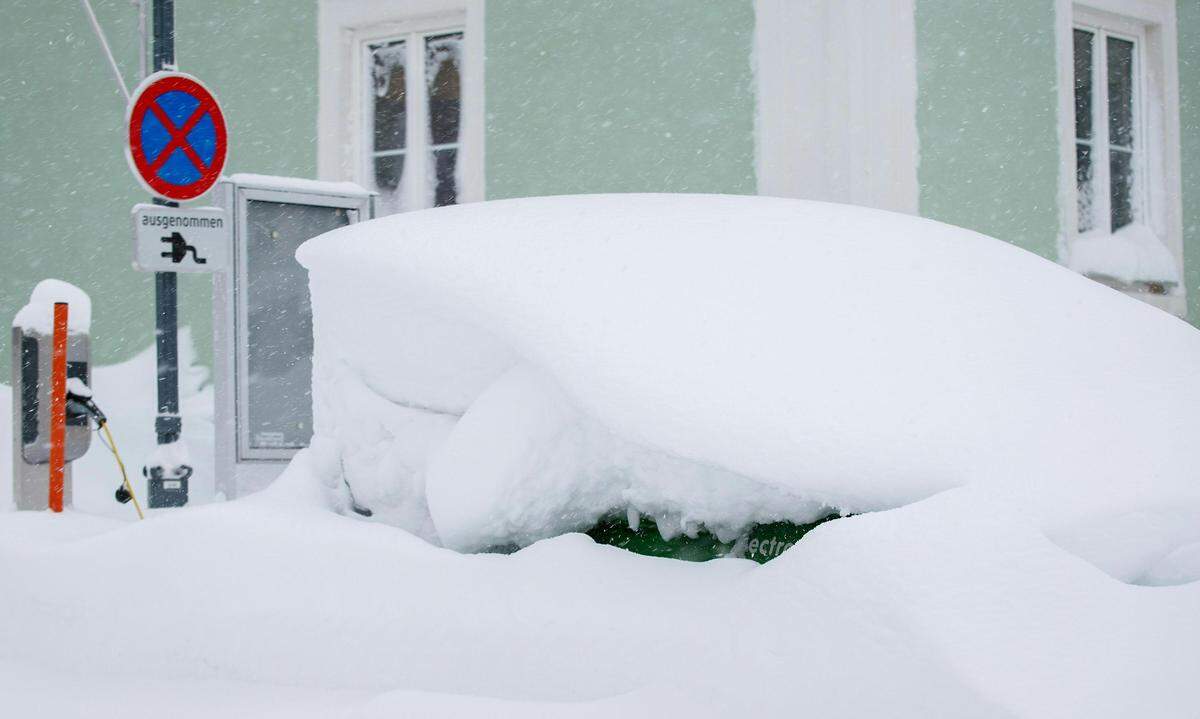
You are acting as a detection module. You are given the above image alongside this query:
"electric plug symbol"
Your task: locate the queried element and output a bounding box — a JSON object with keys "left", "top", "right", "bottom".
{"left": 160, "top": 232, "right": 207, "bottom": 264}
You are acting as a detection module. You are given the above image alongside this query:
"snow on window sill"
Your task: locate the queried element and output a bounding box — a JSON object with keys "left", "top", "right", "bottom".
{"left": 1118, "top": 289, "right": 1188, "bottom": 319}
{"left": 1065, "top": 223, "right": 1181, "bottom": 291}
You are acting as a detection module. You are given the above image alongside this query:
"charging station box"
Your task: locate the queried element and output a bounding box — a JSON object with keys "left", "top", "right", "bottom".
{"left": 10, "top": 302, "right": 91, "bottom": 510}
{"left": 213, "top": 174, "right": 374, "bottom": 499}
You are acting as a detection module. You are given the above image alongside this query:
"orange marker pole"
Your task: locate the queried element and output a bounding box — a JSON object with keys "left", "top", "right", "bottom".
{"left": 48, "top": 302, "right": 68, "bottom": 513}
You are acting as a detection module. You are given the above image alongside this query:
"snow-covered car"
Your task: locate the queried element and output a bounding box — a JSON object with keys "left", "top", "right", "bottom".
{"left": 298, "top": 193, "right": 1200, "bottom": 567}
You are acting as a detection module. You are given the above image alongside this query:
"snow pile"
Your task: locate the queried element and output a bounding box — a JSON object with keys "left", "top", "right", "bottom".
{"left": 1, "top": 208, "right": 1199, "bottom": 713}
{"left": 224, "top": 172, "right": 371, "bottom": 197}
{"left": 424, "top": 363, "right": 828, "bottom": 550}
{"left": 298, "top": 194, "right": 1200, "bottom": 553}
{"left": 1048, "top": 501, "right": 1200, "bottom": 586}
{"left": 0, "top": 458, "right": 1197, "bottom": 716}
{"left": 1066, "top": 222, "right": 1181, "bottom": 286}
{"left": 11, "top": 279, "right": 92, "bottom": 334}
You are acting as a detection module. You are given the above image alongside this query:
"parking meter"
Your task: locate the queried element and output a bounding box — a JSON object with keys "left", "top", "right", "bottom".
{"left": 10, "top": 289, "right": 92, "bottom": 510}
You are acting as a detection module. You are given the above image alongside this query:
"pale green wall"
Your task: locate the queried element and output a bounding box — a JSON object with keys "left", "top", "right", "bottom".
{"left": 1180, "top": 0, "right": 1200, "bottom": 324}
{"left": 3, "top": 0, "right": 756, "bottom": 381}
{"left": 915, "top": 0, "right": 1061, "bottom": 259}
{"left": 485, "top": 0, "right": 756, "bottom": 198}
{"left": 0, "top": 0, "right": 317, "bottom": 379}
{"left": 5, "top": 0, "right": 1199, "bottom": 384}
{"left": 917, "top": 0, "right": 1200, "bottom": 324}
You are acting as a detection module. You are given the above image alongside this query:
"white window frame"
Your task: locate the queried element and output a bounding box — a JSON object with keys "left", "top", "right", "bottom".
{"left": 1055, "top": 0, "right": 1184, "bottom": 315}
{"left": 1072, "top": 18, "right": 1142, "bottom": 236}
{"left": 318, "top": 0, "right": 485, "bottom": 206}
{"left": 361, "top": 26, "right": 464, "bottom": 212}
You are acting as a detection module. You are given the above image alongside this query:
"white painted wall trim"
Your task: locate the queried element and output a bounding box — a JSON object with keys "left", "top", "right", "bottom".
{"left": 753, "top": 0, "right": 919, "bottom": 215}
{"left": 318, "top": 0, "right": 485, "bottom": 203}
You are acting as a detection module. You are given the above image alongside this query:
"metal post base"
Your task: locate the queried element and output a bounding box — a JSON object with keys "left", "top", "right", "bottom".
{"left": 12, "top": 462, "right": 72, "bottom": 511}
{"left": 146, "top": 463, "right": 190, "bottom": 508}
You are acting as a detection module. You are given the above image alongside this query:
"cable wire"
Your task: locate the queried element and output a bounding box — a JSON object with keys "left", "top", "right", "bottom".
{"left": 98, "top": 421, "right": 145, "bottom": 520}
{"left": 79, "top": 0, "right": 132, "bottom": 103}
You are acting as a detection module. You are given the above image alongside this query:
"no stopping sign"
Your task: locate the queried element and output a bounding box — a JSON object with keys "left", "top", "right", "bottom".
{"left": 126, "top": 72, "right": 228, "bottom": 201}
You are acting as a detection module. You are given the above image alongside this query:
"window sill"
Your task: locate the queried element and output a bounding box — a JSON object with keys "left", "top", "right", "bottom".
{"left": 1120, "top": 287, "right": 1188, "bottom": 318}
{"left": 1063, "top": 224, "right": 1185, "bottom": 317}
{"left": 1062, "top": 223, "right": 1188, "bottom": 318}
{"left": 1080, "top": 272, "right": 1187, "bottom": 318}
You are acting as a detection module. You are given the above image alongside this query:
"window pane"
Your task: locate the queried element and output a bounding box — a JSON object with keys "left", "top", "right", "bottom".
{"left": 433, "top": 148, "right": 457, "bottom": 207}
{"left": 374, "top": 154, "right": 405, "bottom": 216}
{"left": 1076, "top": 143, "right": 1095, "bottom": 233}
{"left": 1074, "top": 29, "right": 1094, "bottom": 141}
{"left": 1107, "top": 37, "right": 1135, "bottom": 148}
{"left": 1110, "top": 148, "right": 1134, "bottom": 231}
{"left": 374, "top": 154, "right": 404, "bottom": 193}
{"left": 370, "top": 40, "right": 407, "bottom": 153}
{"left": 244, "top": 201, "right": 351, "bottom": 451}
{"left": 426, "top": 32, "right": 462, "bottom": 147}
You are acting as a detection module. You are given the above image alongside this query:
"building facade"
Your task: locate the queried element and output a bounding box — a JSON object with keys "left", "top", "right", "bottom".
{"left": 2, "top": 0, "right": 1199, "bottom": 376}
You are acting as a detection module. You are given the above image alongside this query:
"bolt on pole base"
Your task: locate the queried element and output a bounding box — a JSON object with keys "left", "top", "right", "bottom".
{"left": 145, "top": 463, "right": 191, "bottom": 508}
{"left": 144, "top": 413, "right": 190, "bottom": 508}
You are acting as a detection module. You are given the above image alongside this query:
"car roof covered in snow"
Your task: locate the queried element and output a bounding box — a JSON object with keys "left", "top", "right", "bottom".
{"left": 299, "top": 194, "right": 1200, "bottom": 549}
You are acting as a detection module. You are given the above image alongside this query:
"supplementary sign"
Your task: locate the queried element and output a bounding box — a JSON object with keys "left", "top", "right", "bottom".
{"left": 131, "top": 204, "right": 229, "bottom": 272}
{"left": 126, "top": 72, "right": 228, "bottom": 201}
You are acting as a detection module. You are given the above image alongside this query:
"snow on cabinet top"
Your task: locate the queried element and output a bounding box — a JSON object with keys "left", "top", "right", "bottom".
{"left": 299, "top": 194, "right": 1200, "bottom": 536}
{"left": 223, "top": 173, "right": 371, "bottom": 197}
{"left": 12, "top": 279, "right": 91, "bottom": 334}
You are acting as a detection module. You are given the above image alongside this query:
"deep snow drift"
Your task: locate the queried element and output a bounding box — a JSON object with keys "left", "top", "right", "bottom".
{"left": 2, "top": 451, "right": 1198, "bottom": 717}
{"left": 4, "top": 195, "right": 1200, "bottom": 715}
{"left": 299, "top": 194, "right": 1200, "bottom": 554}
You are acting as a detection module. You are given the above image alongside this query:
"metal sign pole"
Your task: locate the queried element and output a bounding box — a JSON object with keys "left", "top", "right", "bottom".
{"left": 147, "top": 0, "right": 188, "bottom": 507}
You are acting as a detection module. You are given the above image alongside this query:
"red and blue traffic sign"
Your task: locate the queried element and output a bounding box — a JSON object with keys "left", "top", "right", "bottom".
{"left": 126, "top": 72, "right": 227, "bottom": 201}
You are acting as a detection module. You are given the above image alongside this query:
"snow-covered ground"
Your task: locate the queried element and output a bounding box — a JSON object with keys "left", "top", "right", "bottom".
{"left": 2, "top": 457, "right": 1198, "bottom": 716}
{"left": 3, "top": 195, "right": 1200, "bottom": 716}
